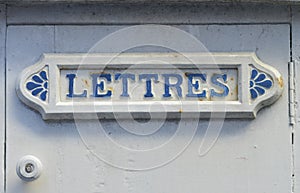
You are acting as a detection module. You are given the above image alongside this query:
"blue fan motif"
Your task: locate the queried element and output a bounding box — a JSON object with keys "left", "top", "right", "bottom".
{"left": 249, "top": 69, "right": 272, "bottom": 99}
{"left": 26, "top": 70, "right": 48, "bottom": 101}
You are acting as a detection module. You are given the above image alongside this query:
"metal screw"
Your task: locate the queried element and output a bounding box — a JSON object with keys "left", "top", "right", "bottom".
{"left": 16, "top": 155, "right": 42, "bottom": 181}
{"left": 25, "top": 163, "right": 34, "bottom": 173}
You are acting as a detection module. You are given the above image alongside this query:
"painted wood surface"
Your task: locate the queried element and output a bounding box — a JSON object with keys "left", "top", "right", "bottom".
{"left": 7, "top": 4, "right": 290, "bottom": 25}
{"left": 292, "top": 6, "right": 300, "bottom": 193}
{"left": 0, "top": 4, "right": 5, "bottom": 193}
{"left": 0, "top": 2, "right": 298, "bottom": 193}
{"left": 5, "top": 23, "right": 291, "bottom": 193}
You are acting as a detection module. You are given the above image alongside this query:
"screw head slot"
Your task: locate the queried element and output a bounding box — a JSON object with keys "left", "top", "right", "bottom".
{"left": 16, "top": 155, "right": 42, "bottom": 181}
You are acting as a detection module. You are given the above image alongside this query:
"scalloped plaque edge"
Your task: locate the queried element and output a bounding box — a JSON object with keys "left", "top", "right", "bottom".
{"left": 16, "top": 52, "right": 283, "bottom": 120}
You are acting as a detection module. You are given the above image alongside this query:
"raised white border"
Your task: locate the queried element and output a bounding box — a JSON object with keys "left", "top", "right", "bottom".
{"left": 16, "top": 52, "right": 283, "bottom": 119}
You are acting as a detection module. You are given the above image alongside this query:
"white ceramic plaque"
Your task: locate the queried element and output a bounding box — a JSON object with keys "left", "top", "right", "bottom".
{"left": 16, "top": 52, "right": 283, "bottom": 119}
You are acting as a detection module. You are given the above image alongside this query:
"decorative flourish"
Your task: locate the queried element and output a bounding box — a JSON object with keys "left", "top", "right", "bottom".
{"left": 249, "top": 69, "right": 272, "bottom": 99}
{"left": 26, "top": 70, "right": 48, "bottom": 101}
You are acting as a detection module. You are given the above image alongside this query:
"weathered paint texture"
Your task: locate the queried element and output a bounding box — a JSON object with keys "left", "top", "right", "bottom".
{"left": 0, "top": 4, "right": 5, "bottom": 193}
{"left": 0, "top": 3, "right": 299, "bottom": 193}
{"left": 292, "top": 6, "right": 300, "bottom": 193}
{"left": 16, "top": 52, "right": 283, "bottom": 119}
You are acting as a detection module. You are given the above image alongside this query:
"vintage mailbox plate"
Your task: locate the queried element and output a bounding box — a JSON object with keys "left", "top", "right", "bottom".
{"left": 16, "top": 52, "right": 283, "bottom": 119}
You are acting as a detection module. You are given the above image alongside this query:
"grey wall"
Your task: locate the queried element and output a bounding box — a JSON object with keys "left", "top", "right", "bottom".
{"left": 0, "top": 3, "right": 299, "bottom": 193}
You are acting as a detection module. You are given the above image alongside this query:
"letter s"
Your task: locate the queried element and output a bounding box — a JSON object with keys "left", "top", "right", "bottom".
{"left": 210, "top": 74, "right": 229, "bottom": 97}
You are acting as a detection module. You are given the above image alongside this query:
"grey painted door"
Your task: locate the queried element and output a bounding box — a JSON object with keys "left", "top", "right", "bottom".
{"left": 5, "top": 23, "right": 291, "bottom": 193}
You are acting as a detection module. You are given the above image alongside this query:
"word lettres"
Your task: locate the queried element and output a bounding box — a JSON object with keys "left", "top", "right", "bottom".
{"left": 66, "top": 73, "right": 229, "bottom": 99}
{"left": 17, "top": 53, "right": 283, "bottom": 119}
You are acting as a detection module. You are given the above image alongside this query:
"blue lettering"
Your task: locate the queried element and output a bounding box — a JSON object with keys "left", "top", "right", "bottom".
{"left": 91, "top": 74, "right": 112, "bottom": 98}
{"left": 66, "top": 74, "right": 87, "bottom": 98}
{"left": 162, "top": 74, "right": 183, "bottom": 98}
{"left": 139, "top": 74, "right": 159, "bottom": 97}
{"left": 186, "top": 73, "right": 207, "bottom": 98}
{"left": 115, "top": 73, "right": 135, "bottom": 97}
{"left": 210, "top": 74, "right": 229, "bottom": 97}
